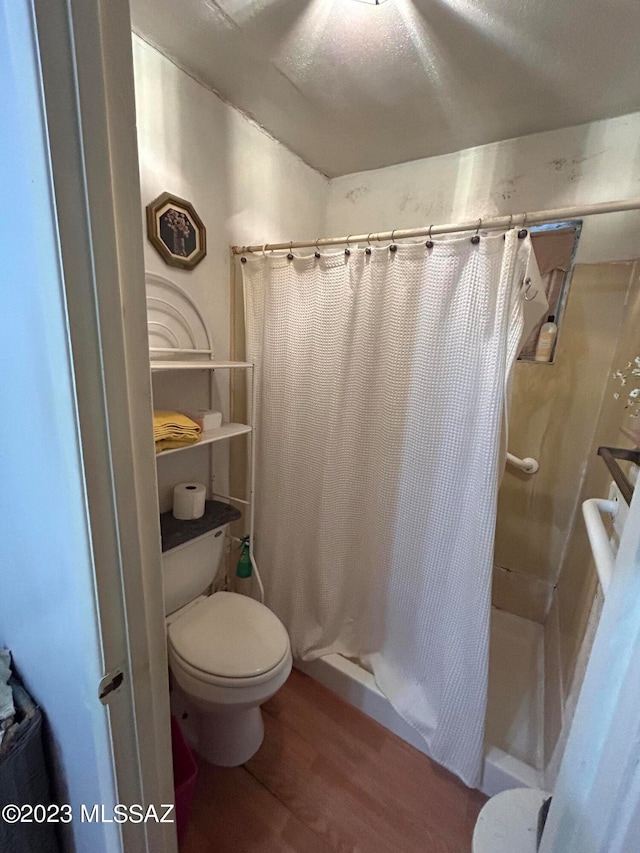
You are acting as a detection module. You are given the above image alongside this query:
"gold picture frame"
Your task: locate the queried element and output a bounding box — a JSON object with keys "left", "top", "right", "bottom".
{"left": 146, "top": 192, "right": 206, "bottom": 270}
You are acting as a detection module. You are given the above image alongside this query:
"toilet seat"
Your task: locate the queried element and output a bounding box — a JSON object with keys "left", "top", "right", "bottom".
{"left": 168, "top": 592, "right": 290, "bottom": 687}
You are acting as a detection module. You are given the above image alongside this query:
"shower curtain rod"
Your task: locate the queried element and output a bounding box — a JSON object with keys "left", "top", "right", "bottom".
{"left": 232, "top": 197, "right": 640, "bottom": 255}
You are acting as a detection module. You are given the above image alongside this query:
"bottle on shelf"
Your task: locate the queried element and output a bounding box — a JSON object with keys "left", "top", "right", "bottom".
{"left": 534, "top": 315, "right": 558, "bottom": 363}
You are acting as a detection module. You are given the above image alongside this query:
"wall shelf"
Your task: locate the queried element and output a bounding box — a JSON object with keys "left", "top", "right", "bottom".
{"left": 151, "top": 359, "right": 252, "bottom": 371}
{"left": 156, "top": 423, "right": 252, "bottom": 457}
{"left": 160, "top": 500, "right": 242, "bottom": 552}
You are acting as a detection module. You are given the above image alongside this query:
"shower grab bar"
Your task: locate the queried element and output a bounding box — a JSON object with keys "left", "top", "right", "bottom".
{"left": 506, "top": 452, "right": 539, "bottom": 474}
{"left": 582, "top": 498, "right": 617, "bottom": 596}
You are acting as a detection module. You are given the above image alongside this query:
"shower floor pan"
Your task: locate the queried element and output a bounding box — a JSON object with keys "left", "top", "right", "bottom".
{"left": 296, "top": 608, "right": 544, "bottom": 797}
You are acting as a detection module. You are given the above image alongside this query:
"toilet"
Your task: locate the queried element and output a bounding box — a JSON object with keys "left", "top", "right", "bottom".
{"left": 162, "top": 520, "right": 292, "bottom": 766}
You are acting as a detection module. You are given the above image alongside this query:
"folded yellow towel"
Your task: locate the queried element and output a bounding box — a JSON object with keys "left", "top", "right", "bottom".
{"left": 153, "top": 411, "right": 201, "bottom": 450}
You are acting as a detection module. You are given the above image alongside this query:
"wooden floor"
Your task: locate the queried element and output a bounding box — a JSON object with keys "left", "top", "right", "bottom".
{"left": 180, "top": 669, "right": 486, "bottom": 853}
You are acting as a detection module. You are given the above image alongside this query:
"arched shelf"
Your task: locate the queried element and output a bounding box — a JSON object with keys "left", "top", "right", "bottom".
{"left": 145, "top": 271, "right": 251, "bottom": 370}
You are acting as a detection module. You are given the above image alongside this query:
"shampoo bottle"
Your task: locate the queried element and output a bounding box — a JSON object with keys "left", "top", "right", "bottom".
{"left": 535, "top": 315, "right": 558, "bottom": 363}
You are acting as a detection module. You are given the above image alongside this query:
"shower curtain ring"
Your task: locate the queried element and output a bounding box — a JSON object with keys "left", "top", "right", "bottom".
{"left": 287, "top": 242, "right": 294, "bottom": 260}
{"left": 503, "top": 214, "right": 514, "bottom": 239}
{"left": 390, "top": 230, "right": 398, "bottom": 252}
{"left": 518, "top": 212, "right": 528, "bottom": 239}
{"left": 365, "top": 234, "right": 372, "bottom": 255}
{"left": 523, "top": 277, "right": 538, "bottom": 301}
{"left": 262, "top": 243, "right": 268, "bottom": 257}
{"left": 471, "top": 218, "right": 481, "bottom": 244}
{"left": 426, "top": 224, "right": 434, "bottom": 249}
{"left": 315, "top": 238, "right": 321, "bottom": 259}
{"left": 345, "top": 235, "right": 351, "bottom": 256}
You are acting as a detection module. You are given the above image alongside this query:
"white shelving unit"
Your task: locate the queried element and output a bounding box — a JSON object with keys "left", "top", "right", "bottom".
{"left": 146, "top": 271, "right": 262, "bottom": 599}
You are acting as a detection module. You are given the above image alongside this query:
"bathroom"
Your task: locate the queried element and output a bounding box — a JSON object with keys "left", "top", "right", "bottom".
{"left": 2, "top": 1, "right": 640, "bottom": 852}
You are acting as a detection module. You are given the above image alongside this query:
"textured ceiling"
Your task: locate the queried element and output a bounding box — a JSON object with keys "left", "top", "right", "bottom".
{"left": 130, "top": 0, "right": 640, "bottom": 177}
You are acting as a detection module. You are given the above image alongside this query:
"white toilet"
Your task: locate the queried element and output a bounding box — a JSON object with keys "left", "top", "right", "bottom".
{"left": 162, "top": 521, "right": 292, "bottom": 766}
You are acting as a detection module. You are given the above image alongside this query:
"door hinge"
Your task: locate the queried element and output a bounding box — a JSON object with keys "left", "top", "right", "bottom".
{"left": 98, "top": 667, "right": 125, "bottom": 705}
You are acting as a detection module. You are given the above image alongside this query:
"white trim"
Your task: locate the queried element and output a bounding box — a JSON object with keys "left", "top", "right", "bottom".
{"left": 33, "top": 2, "right": 176, "bottom": 851}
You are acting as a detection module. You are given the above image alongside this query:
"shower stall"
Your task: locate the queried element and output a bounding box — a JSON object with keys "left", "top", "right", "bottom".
{"left": 295, "top": 253, "right": 640, "bottom": 797}
{"left": 232, "top": 202, "right": 640, "bottom": 794}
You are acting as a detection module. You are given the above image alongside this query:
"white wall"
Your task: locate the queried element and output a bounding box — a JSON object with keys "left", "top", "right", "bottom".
{"left": 133, "top": 33, "right": 328, "bottom": 358}
{"left": 132, "top": 35, "right": 328, "bottom": 508}
{"left": 326, "top": 113, "right": 640, "bottom": 263}
{"left": 0, "top": 3, "right": 118, "bottom": 850}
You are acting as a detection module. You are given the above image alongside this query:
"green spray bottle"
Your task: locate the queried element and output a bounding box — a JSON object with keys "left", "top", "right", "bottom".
{"left": 236, "top": 535, "right": 252, "bottom": 578}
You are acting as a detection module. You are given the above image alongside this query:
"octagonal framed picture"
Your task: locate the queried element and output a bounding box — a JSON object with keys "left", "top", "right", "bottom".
{"left": 146, "top": 192, "right": 207, "bottom": 270}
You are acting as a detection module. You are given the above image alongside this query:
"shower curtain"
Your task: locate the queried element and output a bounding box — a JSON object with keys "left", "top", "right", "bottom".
{"left": 242, "top": 231, "right": 529, "bottom": 786}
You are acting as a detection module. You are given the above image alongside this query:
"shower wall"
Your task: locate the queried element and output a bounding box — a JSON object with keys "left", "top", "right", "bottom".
{"left": 494, "top": 261, "right": 635, "bottom": 624}
{"left": 499, "top": 260, "right": 639, "bottom": 774}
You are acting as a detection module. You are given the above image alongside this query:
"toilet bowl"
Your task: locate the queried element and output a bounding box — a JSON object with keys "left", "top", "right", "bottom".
{"left": 160, "top": 507, "right": 292, "bottom": 766}
{"left": 167, "top": 591, "right": 292, "bottom": 766}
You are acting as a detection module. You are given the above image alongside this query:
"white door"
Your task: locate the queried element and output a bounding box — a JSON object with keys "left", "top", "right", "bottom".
{"left": 540, "top": 478, "right": 640, "bottom": 852}
{"left": 1, "top": 1, "right": 176, "bottom": 851}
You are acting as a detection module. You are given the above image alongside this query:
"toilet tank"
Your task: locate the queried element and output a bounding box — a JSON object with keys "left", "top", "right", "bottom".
{"left": 162, "top": 525, "right": 227, "bottom": 616}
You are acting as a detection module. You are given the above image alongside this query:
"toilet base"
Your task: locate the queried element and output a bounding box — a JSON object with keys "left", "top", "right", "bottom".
{"left": 170, "top": 689, "right": 267, "bottom": 767}
{"left": 197, "top": 705, "right": 265, "bottom": 766}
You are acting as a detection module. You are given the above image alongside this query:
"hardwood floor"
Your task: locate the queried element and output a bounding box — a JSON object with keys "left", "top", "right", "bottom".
{"left": 179, "top": 669, "right": 486, "bottom": 852}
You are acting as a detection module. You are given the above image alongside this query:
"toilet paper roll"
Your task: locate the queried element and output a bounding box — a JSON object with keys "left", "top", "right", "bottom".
{"left": 172, "top": 482, "right": 206, "bottom": 520}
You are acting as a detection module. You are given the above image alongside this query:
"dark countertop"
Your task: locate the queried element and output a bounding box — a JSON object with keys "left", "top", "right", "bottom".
{"left": 160, "top": 500, "right": 242, "bottom": 552}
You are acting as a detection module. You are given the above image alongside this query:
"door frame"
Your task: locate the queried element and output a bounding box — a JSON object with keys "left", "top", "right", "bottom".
{"left": 31, "top": 1, "right": 176, "bottom": 850}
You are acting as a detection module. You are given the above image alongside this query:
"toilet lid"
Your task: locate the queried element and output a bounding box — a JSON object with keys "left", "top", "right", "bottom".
{"left": 168, "top": 592, "right": 290, "bottom": 679}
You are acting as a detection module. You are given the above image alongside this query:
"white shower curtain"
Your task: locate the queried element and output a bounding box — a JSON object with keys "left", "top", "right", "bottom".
{"left": 242, "top": 231, "right": 529, "bottom": 786}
